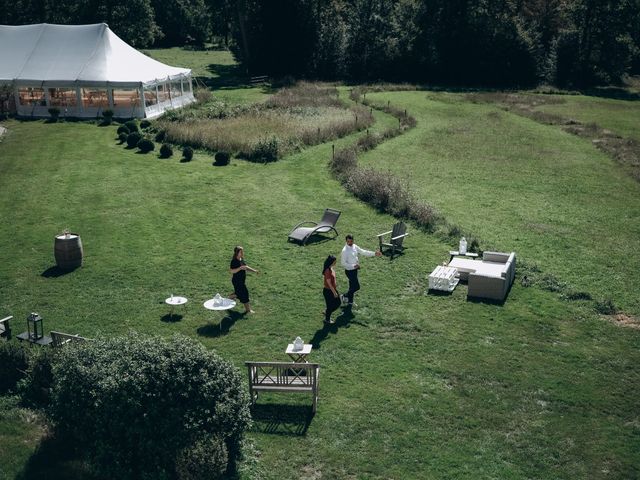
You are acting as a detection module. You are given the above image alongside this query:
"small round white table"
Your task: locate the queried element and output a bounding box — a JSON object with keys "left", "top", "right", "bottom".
{"left": 165, "top": 296, "right": 188, "bottom": 319}
{"left": 203, "top": 298, "right": 237, "bottom": 325}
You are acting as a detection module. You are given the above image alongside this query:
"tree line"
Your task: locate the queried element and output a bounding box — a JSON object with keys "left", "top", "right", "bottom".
{"left": 2, "top": 0, "right": 639, "bottom": 88}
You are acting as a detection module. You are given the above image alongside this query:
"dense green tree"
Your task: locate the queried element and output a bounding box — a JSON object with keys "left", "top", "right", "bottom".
{"left": 151, "top": 0, "right": 211, "bottom": 46}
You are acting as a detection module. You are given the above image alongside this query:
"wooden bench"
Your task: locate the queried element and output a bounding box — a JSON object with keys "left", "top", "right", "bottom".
{"left": 249, "top": 75, "right": 268, "bottom": 86}
{"left": 50, "top": 331, "right": 88, "bottom": 348}
{"left": 0, "top": 316, "right": 12, "bottom": 340}
{"left": 246, "top": 361, "right": 320, "bottom": 413}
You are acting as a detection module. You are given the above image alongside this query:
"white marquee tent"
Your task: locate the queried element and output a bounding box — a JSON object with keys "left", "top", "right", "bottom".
{"left": 0, "top": 23, "right": 195, "bottom": 118}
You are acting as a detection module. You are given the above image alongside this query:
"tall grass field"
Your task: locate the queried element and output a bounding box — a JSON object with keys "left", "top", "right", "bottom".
{"left": 0, "top": 48, "right": 639, "bottom": 479}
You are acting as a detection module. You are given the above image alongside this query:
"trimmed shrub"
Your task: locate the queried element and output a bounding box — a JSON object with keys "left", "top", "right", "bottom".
{"left": 137, "top": 138, "right": 155, "bottom": 153}
{"left": 159, "top": 143, "right": 173, "bottom": 158}
{"left": 0, "top": 342, "right": 29, "bottom": 394}
{"left": 49, "top": 333, "right": 251, "bottom": 479}
{"left": 124, "top": 120, "right": 139, "bottom": 133}
{"left": 214, "top": 151, "right": 230, "bottom": 166}
{"left": 117, "top": 125, "right": 130, "bottom": 136}
{"left": 126, "top": 132, "right": 142, "bottom": 148}
{"left": 248, "top": 136, "right": 278, "bottom": 163}
{"left": 140, "top": 119, "right": 151, "bottom": 129}
{"left": 155, "top": 130, "right": 166, "bottom": 142}
{"left": 118, "top": 132, "right": 128, "bottom": 144}
{"left": 182, "top": 146, "right": 194, "bottom": 161}
{"left": 102, "top": 109, "right": 114, "bottom": 125}
{"left": 48, "top": 107, "right": 60, "bottom": 122}
{"left": 176, "top": 435, "right": 228, "bottom": 480}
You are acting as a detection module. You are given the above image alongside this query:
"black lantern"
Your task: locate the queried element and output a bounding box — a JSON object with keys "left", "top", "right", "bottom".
{"left": 27, "top": 312, "right": 44, "bottom": 341}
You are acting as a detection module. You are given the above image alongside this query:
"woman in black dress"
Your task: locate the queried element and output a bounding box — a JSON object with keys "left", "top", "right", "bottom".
{"left": 229, "top": 245, "right": 259, "bottom": 314}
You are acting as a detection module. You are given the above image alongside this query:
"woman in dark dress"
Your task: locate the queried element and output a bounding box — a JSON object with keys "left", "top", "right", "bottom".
{"left": 229, "top": 245, "right": 259, "bottom": 314}
{"left": 322, "top": 255, "right": 341, "bottom": 324}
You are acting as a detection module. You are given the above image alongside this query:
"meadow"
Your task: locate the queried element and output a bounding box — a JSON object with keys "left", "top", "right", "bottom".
{"left": 0, "top": 48, "right": 639, "bottom": 479}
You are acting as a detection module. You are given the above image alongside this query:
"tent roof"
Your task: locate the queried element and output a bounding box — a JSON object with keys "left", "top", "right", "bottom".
{"left": 0, "top": 23, "right": 191, "bottom": 87}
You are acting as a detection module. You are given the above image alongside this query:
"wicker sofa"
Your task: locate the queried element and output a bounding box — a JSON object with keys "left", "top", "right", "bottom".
{"left": 448, "top": 251, "right": 516, "bottom": 301}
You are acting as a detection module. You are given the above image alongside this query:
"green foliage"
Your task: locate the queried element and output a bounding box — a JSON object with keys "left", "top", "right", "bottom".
{"left": 125, "top": 120, "right": 139, "bottom": 133}
{"left": 175, "top": 435, "right": 228, "bottom": 480}
{"left": 102, "top": 110, "right": 114, "bottom": 125}
{"left": 48, "top": 333, "right": 251, "bottom": 479}
{"left": 47, "top": 107, "right": 60, "bottom": 121}
{"left": 595, "top": 297, "right": 618, "bottom": 315}
{"left": 0, "top": 342, "right": 29, "bottom": 394}
{"left": 155, "top": 130, "right": 167, "bottom": 142}
{"left": 118, "top": 132, "right": 128, "bottom": 144}
{"left": 229, "top": 0, "right": 640, "bottom": 87}
{"left": 248, "top": 136, "right": 279, "bottom": 163}
{"left": 18, "top": 348, "right": 55, "bottom": 409}
{"left": 159, "top": 143, "right": 173, "bottom": 158}
{"left": 137, "top": 138, "right": 155, "bottom": 153}
{"left": 126, "top": 132, "right": 142, "bottom": 148}
{"left": 140, "top": 119, "right": 151, "bottom": 129}
{"left": 214, "top": 151, "right": 230, "bottom": 165}
{"left": 182, "top": 146, "right": 194, "bottom": 161}
{"left": 117, "top": 125, "right": 130, "bottom": 136}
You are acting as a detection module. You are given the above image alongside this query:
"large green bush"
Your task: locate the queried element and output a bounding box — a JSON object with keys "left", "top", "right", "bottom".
{"left": 0, "top": 342, "right": 29, "bottom": 394}
{"left": 49, "top": 333, "right": 251, "bottom": 479}
{"left": 18, "top": 348, "right": 55, "bottom": 408}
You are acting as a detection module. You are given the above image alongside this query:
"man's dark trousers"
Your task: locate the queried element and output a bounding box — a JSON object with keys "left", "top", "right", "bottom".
{"left": 345, "top": 269, "right": 360, "bottom": 303}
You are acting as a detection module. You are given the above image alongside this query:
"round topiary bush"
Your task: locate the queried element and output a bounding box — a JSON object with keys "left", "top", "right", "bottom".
{"left": 102, "top": 109, "right": 114, "bottom": 125}
{"left": 159, "top": 143, "right": 173, "bottom": 158}
{"left": 49, "top": 333, "right": 251, "bottom": 479}
{"left": 47, "top": 107, "right": 60, "bottom": 122}
{"left": 118, "top": 132, "right": 128, "bottom": 144}
{"left": 213, "top": 151, "right": 230, "bottom": 166}
{"left": 137, "top": 138, "right": 155, "bottom": 153}
{"left": 126, "top": 132, "right": 142, "bottom": 148}
{"left": 182, "top": 146, "right": 194, "bottom": 162}
{"left": 175, "top": 435, "right": 228, "bottom": 480}
{"left": 124, "top": 120, "right": 139, "bottom": 133}
{"left": 140, "top": 119, "right": 151, "bottom": 129}
{"left": 117, "top": 125, "right": 130, "bottom": 136}
{"left": 155, "top": 130, "right": 166, "bottom": 142}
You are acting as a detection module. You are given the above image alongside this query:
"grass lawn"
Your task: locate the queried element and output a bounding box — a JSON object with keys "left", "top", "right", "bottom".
{"left": 530, "top": 94, "right": 640, "bottom": 141}
{"left": 359, "top": 91, "right": 640, "bottom": 316}
{"left": 1, "top": 49, "right": 639, "bottom": 479}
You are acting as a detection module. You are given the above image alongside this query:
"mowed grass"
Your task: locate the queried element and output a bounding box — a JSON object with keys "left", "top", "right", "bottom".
{"left": 358, "top": 91, "right": 640, "bottom": 316}
{"left": 531, "top": 94, "right": 640, "bottom": 141}
{"left": 1, "top": 47, "right": 639, "bottom": 479}
{"left": 1, "top": 103, "right": 639, "bottom": 479}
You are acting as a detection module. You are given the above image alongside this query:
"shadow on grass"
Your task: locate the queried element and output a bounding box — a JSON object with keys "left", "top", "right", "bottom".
{"left": 160, "top": 313, "right": 183, "bottom": 323}
{"left": 197, "top": 310, "right": 245, "bottom": 337}
{"left": 16, "top": 435, "right": 96, "bottom": 480}
{"left": 582, "top": 86, "right": 640, "bottom": 101}
{"left": 310, "top": 307, "right": 364, "bottom": 349}
{"left": 288, "top": 234, "right": 339, "bottom": 247}
{"left": 41, "top": 266, "right": 76, "bottom": 278}
{"left": 249, "top": 403, "right": 314, "bottom": 436}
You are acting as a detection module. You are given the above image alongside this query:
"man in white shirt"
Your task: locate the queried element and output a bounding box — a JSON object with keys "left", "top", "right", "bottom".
{"left": 340, "top": 234, "right": 381, "bottom": 307}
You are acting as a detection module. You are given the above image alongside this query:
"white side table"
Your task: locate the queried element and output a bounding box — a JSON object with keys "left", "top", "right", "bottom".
{"left": 165, "top": 296, "right": 188, "bottom": 319}
{"left": 286, "top": 343, "right": 313, "bottom": 363}
{"left": 203, "top": 298, "right": 237, "bottom": 325}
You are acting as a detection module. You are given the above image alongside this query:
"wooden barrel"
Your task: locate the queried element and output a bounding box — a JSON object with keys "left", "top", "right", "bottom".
{"left": 54, "top": 233, "right": 83, "bottom": 270}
